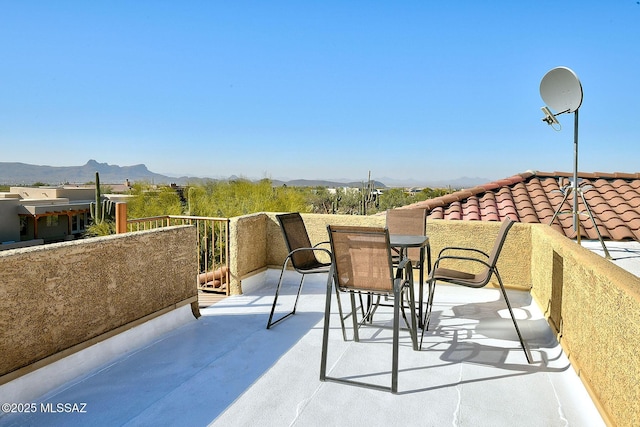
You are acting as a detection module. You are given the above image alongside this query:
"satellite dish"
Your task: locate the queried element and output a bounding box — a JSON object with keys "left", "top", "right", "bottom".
{"left": 540, "top": 67, "right": 583, "bottom": 113}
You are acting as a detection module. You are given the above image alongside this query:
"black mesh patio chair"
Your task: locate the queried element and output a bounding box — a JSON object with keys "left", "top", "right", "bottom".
{"left": 266, "top": 213, "right": 333, "bottom": 329}
{"left": 320, "top": 225, "right": 419, "bottom": 394}
{"left": 421, "top": 217, "right": 532, "bottom": 363}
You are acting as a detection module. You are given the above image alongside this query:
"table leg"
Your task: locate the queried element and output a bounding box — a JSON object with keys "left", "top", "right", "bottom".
{"left": 418, "top": 246, "right": 425, "bottom": 328}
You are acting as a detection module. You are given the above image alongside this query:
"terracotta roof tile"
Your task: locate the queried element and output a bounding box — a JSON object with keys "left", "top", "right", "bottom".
{"left": 447, "top": 202, "right": 462, "bottom": 220}
{"left": 403, "top": 171, "right": 640, "bottom": 241}
{"left": 496, "top": 189, "right": 518, "bottom": 219}
{"left": 429, "top": 207, "right": 444, "bottom": 219}
{"left": 461, "top": 198, "right": 480, "bottom": 221}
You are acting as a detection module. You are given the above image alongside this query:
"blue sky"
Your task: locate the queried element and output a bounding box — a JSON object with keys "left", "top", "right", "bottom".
{"left": 1, "top": 1, "right": 639, "bottom": 185}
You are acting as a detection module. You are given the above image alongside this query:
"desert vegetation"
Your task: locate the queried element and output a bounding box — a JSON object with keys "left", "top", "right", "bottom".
{"left": 82, "top": 178, "right": 454, "bottom": 236}
{"left": 125, "top": 178, "right": 453, "bottom": 219}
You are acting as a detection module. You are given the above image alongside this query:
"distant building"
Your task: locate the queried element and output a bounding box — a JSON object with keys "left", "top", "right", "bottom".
{"left": 0, "top": 183, "right": 131, "bottom": 250}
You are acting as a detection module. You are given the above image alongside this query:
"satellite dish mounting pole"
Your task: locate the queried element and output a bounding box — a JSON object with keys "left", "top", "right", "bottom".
{"left": 540, "top": 66, "right": 611, "bottom": 258}
{"left": 573, "top": 109, "right": 579, "bottom": 242}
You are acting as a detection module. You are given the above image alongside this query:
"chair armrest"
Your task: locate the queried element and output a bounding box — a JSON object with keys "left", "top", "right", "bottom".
{"left": 285, "top": 247, "right": 333, "bottom": 264}
{"left": 313, "top": 240, "right": 331, "bottom": 248}
{"left": 437, "top": 246, "right": 489, "bottom": 259}
{"left": 432, "top": 255, "right": 492, "bottom": 272}
{"left": 396, "top": 256, "right": 412, "bottom": 276}
{"left": 395, "top": 257, "right": 414, "bottom": 287}
{"left": 288, "top": 246, "right": 331, "bottom": 258}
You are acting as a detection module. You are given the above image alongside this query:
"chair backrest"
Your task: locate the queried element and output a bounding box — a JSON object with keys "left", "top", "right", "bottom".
{"left": 276, "top": 213, "right": 318, "bottom": 270}
{"left": 327, "top": 225, "right": 395, "bottom": 293}
{"left": 480, "top": 217, "right": 515, "bottom": 282}
{"left": 386, "top": 209, "right": 427, "bottom": 262}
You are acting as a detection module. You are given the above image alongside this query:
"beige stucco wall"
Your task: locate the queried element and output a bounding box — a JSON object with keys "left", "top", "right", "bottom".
{"left": 0, "top": 199, "right": 21, "bottom": 243}
{"left": 228, "top": 213, "right": 269, "bottom": 295}
{"left": 229, "top": 214, "right": 531, "bottom": 295}
{"left": 530, "top": 225, "right": 640, "bottom": 426}
{"left": 0, "top": 226, "right": 198, "bottom": 383}
{"left": 9, "top": 186, "right": 95, "bottom": 201}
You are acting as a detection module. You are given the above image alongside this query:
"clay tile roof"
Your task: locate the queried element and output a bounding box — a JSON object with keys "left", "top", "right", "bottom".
{"left": 403, "top": 171, "right": 640, "bottom": 241}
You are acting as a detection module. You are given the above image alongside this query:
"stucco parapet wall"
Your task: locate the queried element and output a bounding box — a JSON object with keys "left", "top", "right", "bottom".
{"left": 228, "top": 213, "right": 268, "bottom": 295}
{"left": 0, "top": 225, "right": 198, "bottom": 382}
{"left": 229, "top": 214, "right": 531, "bottom": 295}
{"left": 529, "top": 225, "right": 640, "bottom": 426}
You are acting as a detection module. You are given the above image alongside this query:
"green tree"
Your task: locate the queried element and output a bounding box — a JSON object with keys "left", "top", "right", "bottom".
{"left": 333, "top": 188, "right": 362, "bottom": 215}
{"left": 307, "top": 187, "right": 338, "bottom": 214}
{"left": 127, "top": 183, "right": 183, "bottom": 219}
{"left": 415, "top": 187, "right": 454, "bottom": 201}
{"left": 117, "top": 179, "right": 457, "bottom": 221}
{"left": 187, "top": 179, "right": 310, "bottom": 218}
{"left": 377, "top": 188, "right": 411, "bottom": 211}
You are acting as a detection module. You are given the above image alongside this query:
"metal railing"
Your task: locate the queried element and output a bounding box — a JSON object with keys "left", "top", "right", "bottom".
{"left": 127, "top": 215, "right": 230, "bottom": 295}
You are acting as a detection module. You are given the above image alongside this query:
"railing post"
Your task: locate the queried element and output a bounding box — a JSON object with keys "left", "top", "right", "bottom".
{"left": 115, "top": 203, "right": 128, "bottom": 234}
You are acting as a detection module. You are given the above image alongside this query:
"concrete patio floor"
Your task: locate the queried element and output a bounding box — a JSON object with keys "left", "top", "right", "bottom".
{"left": 0, "top": 269, "right": 604, "bottom": 427}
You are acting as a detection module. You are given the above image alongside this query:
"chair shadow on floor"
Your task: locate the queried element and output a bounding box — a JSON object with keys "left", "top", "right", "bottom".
{"left": 393, "top": 294, "right": 571, "bottom": 395}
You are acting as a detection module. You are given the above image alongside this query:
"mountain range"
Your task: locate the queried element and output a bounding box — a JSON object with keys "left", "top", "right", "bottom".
{"left": 0, "top": 160, "right": 171, "bottom": 186}
{"left": 0, "top": 160, "right": 488, "bottom": 189}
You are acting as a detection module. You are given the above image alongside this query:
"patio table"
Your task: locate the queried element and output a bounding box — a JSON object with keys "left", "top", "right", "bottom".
{"left": 389, "top": 234, "right": 431, "bottom": 327}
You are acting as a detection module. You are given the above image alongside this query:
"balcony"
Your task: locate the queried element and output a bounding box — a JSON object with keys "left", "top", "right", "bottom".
{"left": 2, "top": 213, "right": 638, "bottom": 426}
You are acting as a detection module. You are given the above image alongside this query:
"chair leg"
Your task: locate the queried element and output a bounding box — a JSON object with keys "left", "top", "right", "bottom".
{"left": 266, "top": 257, "right": 304, "bottom": 329}
{"left": 320, "top": 266, "right": 335, "bottom": 382}
{"left": 418, "top": 248, "right": 425, "bottom": 327}
{"left": 495, "top": 270, "right": 532, "bottom": 363}
{"left": 398, "top": 288, "right": 419, "bottom": 351}
{"left": 334, "top": 282, "right": 348, "bottom": 341}
{"left": 391, "top": 284, "right": 402, "bottom": 394}
{"left": 390, "top": 265, "right": 419, "bottom": 394}
{"left": 323, "top": 268, "right": 411, "bottom": 394}
{"left": 419, "top": 279, "right": 436, "bottom": 351}
{"left": 360, "top": 293, "right": 379, "bottom": 325}
{"left": 350, "top": 292, "right": 360, "bottom": 342}
{"left": 358, "top": 292, "right": 367, "bottom": 318}
{"left": 426, "top": 281, "right": 435, "bottom": 328}
{"left": 291, "top": 274, "right": 306, "bottom": 315}
{"left": 406, "top": 282, "right": 418, "bottom": 351}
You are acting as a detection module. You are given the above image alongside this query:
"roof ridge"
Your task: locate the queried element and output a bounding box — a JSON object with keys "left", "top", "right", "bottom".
{"left": 405, "top": 172, "right": 532, "bottom": 210}
{"left": 535, "top": 171, "right": 640, "bottom": 180}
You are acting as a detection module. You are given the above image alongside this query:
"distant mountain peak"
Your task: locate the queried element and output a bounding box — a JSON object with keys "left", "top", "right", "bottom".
{"left": 0, "top": 160, "right": 166, "bottom": 185}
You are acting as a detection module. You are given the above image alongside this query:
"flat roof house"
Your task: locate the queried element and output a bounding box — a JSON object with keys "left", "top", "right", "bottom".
{"left": 0, "top": 184, "right": 134, "bottom": 250}
{"left": 0, "top": 187, "right": 95, "bottom": 249}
